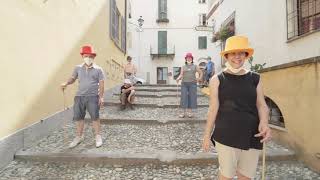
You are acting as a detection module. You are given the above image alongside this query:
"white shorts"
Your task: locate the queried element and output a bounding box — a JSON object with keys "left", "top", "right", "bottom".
{"left": 215, "top": 141, "right": 261, "bottom": 179}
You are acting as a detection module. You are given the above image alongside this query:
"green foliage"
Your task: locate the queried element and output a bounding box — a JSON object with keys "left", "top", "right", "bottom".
{"left": 248, "top": 57, "right": 266, "bottom": 72}
{"left": 212, "top": 26, "right": 234, "bottom": 42}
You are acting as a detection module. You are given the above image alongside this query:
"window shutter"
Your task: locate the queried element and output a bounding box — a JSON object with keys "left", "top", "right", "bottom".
{"left": 121, "top": 17, "right": 126, "bottom": 51}
{"left": 164, "top": 0, "right": 167, "bottom": 19}
{"left": 198, "top": 36, "right": 207, "bottom": 49}
{"left": 158, "top": 31, "right": 167, "bottom": 54}
{"left": 158, "top": 0, "right": 167, "bottom": 19}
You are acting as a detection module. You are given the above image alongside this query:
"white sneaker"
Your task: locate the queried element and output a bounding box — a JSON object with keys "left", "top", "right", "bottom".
{"left": 69, "top": 135, "right": 84, "bottom": 148}
{"left": 95, "top": 135, "right": 103, "bottom": 148}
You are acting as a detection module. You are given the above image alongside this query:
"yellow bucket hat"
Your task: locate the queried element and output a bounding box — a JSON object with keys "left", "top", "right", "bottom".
{"left": 220, "top": 36, "right": 254, "bottom": 60}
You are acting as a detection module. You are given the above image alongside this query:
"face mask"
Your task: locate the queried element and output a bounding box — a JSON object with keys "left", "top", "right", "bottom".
{"left": 225, "top": 62, "right": 244, "bottom": 73}
{"left": 84, "top": 57, "right": 93, "bottom": 66}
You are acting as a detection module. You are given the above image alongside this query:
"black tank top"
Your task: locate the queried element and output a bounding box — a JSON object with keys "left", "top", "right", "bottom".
{"left": 211, "top": 71, "right": 263, "bottom": 150}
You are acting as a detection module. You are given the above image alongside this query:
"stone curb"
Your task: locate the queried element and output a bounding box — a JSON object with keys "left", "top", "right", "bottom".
{"left": 15, "top": 150, "right": 295, "bottom": 165}
{"left": 112, "top": 94, "right": 206, "bottom": 98}
{"left": 103, "top": 102, "right": 209, "bottom": 108}
{"left": 99, "top": 118, "right": 207, "bottom": 124}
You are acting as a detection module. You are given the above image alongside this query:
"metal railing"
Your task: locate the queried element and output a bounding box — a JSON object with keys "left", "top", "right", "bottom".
{"left": 150, "top": 45, "right": 175, "bottom": 56}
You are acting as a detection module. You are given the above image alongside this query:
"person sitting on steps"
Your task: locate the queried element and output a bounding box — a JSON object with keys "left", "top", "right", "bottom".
{"left": 120, "top": 79, "right": 136, "bottom": 110}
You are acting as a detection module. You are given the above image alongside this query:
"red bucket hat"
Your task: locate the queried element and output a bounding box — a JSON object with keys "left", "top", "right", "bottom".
{"left": 185, "top": 53, "right": 193, "bottom": 60}
{"left": 80, "top": 45, "right": 96, "bottom": 57}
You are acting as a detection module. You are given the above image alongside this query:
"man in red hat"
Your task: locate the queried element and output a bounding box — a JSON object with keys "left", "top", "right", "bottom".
{"left": 61, "top": 45, "right": 105, "bottom": 148}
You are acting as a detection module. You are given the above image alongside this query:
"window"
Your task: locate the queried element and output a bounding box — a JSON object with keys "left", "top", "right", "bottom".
{"left": 173, "top": 67, "right": 181, "bottom": 80}
{"left": 265, "top": 97, "right": 285, "bottom": 128}
{"left": 158, "top": 31, "right": 167, "bottom": 54}
{"left": 198, "top": 36, "right": 207, "bottom": 49}
{"left": 121, "top": 17, "right": 126, "bottom": 52}
{"left": 199, "top": 0, "right": 206, "bottom": 3}
{"left": 110, "top": 0, "right": 120, "bottom": 44}
{"left": 158, "top": 0, "right": 168, "bottom": 19}
{"left": 199, "top": 14, "right": 207, "bottom": 26}
{"left": 157, "top": 67, "right": 168, "bottom": 84}
{"left": 287, "top": 0, "right": 320, "bottom": 39}
{"left": 115, "top": 9, "right": 120, "bottom": 42}
{"left": 128, "top": 2, "right": 132, "bottom": 19}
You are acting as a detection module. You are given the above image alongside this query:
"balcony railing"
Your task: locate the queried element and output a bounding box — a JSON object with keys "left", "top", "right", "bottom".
{"left": 150, "top": 45, "right": 175, "bottom": 60}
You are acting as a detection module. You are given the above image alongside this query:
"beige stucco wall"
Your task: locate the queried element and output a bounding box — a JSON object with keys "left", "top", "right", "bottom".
{"left": 0, "top": 0, "right": 126, "bottom": 139}
{"left": 261, "top": 62, "right": 320, "bottom": 172}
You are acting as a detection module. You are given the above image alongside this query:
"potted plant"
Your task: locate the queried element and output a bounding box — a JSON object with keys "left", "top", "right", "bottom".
{"left": 212, "top": 25, "right": 234, "bottom": 42}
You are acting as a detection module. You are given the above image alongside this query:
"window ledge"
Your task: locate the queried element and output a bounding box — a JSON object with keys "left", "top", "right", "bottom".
{"left": 287, "top": 29, "right": 320, "bottom": 43}
{"left": 156, "top": 18, "right": 169, "bottom": 23}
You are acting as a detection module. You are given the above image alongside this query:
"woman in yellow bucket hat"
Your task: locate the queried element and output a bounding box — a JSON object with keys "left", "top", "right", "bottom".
{"left": 202, "top": 36, "right": 271, "bottom": 180}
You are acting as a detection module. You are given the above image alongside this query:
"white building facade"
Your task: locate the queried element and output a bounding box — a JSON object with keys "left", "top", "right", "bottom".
{"left": 127, "top": 0, "right": 220, "bottom": 84}
{"left": 206, "top": 0, "right": 320, "bottom": 68}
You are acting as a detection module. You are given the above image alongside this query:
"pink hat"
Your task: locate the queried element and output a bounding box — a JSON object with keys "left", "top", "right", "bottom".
{"left": 185, "top": 53, "right": 194, "bottom": 60}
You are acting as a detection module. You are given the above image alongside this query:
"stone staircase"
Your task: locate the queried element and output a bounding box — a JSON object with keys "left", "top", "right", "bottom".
{"left": 0, "top": 85, "right": 319, "bottom": 180}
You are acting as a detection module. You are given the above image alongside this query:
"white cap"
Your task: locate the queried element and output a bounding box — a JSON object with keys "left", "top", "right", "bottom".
{"left": 124, "top": 79, "right": 131, "bottom": 84}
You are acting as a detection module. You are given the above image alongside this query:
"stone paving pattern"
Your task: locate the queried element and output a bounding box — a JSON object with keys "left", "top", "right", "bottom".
{"left": 0, "top": 160, "right": 319, "bottom": 180}
{"left": 0, "top": 85, "right": 319, "bottom": 179}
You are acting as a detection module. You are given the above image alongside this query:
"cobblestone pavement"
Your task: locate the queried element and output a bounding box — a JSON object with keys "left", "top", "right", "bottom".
{"left": 0, "top": 85, "right": 319, "bottom": 179}
{"left": 105, "top": 95, "right": 209, "bottom": 105}
{"left": 0, "top": 160, "right": 319, "bottom": 180}
{"left": 20, "top": 123, "right": 285, "bottom": 154}
{"left": 115, "top": 91, "right": 204, "bottom": 97}
{"left": 100, "top": 106, "right": 209, "bottom": 120}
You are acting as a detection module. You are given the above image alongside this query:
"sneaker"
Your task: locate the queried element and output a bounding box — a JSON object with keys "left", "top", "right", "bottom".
{"left": 96, "top": 135, "right": 103, "bottom": 148}
{"left": 69, "top": 135, "right": 84, "bottom": 148}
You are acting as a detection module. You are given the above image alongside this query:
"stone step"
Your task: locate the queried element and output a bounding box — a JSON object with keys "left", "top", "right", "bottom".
{"left": 105, "top": 96, "right": 209, "bottom": 106}
{"left": 113, "top": 93, "right": 206, "bottom": 98}
{"left": 15, "top": 150, "right": 295, "bottom": 165}
{"left": 103, "top": 102, "right": 209, "bottom": 108}
{"left": 138, "top": 84, "right": 182, "bottom": 87}
{"left": 2, "top": 160, "right": 318, "bottom": 180}
{"left": 135, "top": 86, "right": 181, "bottom": 90}
{"left": 16, "top": 123, "right": 295, "bottom": 165}
{"left": 135, "top": 88, "right": 183, "bottom": 92}
{"left": 134, "top": 88, "right": 203, "bottom": 92}
{"left": 100, "top": 118, "right": 206, "bottom": 125}
{"left": 98, "top": 106, "right": 209, "bottom": 121}
{"left": 113, "top": 90, "right": 204, "bottom": 96}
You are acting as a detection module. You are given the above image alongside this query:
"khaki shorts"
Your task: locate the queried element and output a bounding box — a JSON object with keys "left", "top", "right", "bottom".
{"left": 215, "top": 141, "right": 261, "bottom": 179}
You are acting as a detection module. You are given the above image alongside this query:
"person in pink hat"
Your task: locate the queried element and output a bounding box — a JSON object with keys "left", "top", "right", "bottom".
{"left": 61, "top": 45, "right": 105, "bottom": 148}
{"left": 176, "top": 53, "right": 203, "bottom": 118}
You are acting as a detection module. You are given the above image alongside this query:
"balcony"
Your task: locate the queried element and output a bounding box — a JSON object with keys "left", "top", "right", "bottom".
{"left": 156, "top": 11, "right": 169, "bottom": 23}
{"left": 150, "top": 45, "right": 175, "bottom": 60}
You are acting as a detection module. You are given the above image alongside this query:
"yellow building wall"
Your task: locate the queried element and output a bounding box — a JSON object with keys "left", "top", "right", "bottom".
{"left": 261, "top": 62, "right": 320, "bottom": 172}
{"left": 0, "top": 0, "right": 126, "bottom": 139}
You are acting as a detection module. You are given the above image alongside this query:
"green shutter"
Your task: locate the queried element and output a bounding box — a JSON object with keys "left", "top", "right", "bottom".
{"left": 158, "top": 0, "right": 167, "bottom": 19}
{"left": 158, "top": 0, "right": 161, "bottom": 18}
{"left": 158, "top": 31, "right": 167, "bottom": 54}
{"left": 163, "top": 0, "right": 167, "bottom": 19}
{"left": 198, "top": 36, "right": 207, "bottom": 49}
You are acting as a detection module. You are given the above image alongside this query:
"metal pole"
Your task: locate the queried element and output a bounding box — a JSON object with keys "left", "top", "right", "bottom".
{"left": 138, "top": 29, "right": 141, "bottom": 73}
